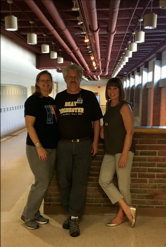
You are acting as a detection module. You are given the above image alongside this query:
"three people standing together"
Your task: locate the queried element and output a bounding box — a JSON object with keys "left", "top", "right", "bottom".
{"left": 22, "top": 65, "right": 136, "bottom": 236}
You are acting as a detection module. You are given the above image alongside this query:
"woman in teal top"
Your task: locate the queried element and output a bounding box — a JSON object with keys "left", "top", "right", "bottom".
{"left": 99, "top": 77, "right": 136, "bottom": 228}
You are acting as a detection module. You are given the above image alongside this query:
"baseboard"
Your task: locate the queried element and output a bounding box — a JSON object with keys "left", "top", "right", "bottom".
{"left": 44, "top": 206, "right": 166, "bottom": 217}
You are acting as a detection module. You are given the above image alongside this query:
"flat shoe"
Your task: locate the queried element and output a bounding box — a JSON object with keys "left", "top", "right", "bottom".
{"left": 130, "top": 207, "right": 137, "bottom": 228}
{"left": 106, "top": 218, "right": 127, "bottom": 227}
{"left": 107, "top": 221, "right": 118, "bottom": 227}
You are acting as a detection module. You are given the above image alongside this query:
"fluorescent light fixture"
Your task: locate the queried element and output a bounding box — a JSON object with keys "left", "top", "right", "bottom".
{"left": 72, "top": 0, "right": 79, "bottom": 11}
{"left": 77, "top": 16, "right": 83, "bottom": 25}
{"left": 41, "top": 44, "right": 49, "bottom": 53}
{"left": 5, "top": 15, "right": 18, "bottom": 31}
{"left": 124, "top": 56, "right": 129, "bottom": 62}
{"left": 84, "top": 35, "right": 89, "bottom": 42}
{"left": 144, "top": 13, "right": 157, "bottom": 29}
{"left": 27, "top": 33, "right": 37, "bottom": 45}
{"left": 57, "top": 56, "right": 63, "bottom": 63}
{"left": 144, "top": 0, "right": 157, "bottom": 29}
{"left": 27, "top": 21, "right": 37, "bottom": 45}
{"left": 136, "top": 19, "right": 145, "bottom": 43}
{"left": 50, "top": 51, "right": 57, "bottom": 59}
{"left": 125, "top": 50, "right": 132, "bottom": 58}
{"left": 135, "top": 31, "right": 145, "bottom": 43}
{"left": 160, "top": 0, "right": 166, "bottom": 8}
{"left": 129, "top": 42, "right": 137, "bottom": 52}
{"left": 5, "top": 0, "right": 18, "bottom": 31}
{"left": 82, "top": 75, "right": 89, "bottom": 81}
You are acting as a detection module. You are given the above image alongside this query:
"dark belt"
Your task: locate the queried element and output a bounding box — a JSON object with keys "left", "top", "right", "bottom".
{"left": 61, "top": 137, "right": 91, "bottom": 142}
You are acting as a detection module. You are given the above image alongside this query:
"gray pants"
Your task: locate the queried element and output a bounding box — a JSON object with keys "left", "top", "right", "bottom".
{"left": 57, "top": 139, "right": 92, "bottom": 217}
{"left": 22, "top": 145, "right": 56, "bottom": 219}
{"left": 99, "top": 151, "right": 134, "bottom": 205}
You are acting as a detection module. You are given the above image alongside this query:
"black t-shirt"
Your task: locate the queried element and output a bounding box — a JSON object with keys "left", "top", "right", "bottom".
{"left": 25, "top": 94, "right": 59, "bottom": 149}
{"left": 55, "top": 89, "right": 103, "bottom": 139}
{"left": 104, "top": 100, "right": 135, "bottom": 154}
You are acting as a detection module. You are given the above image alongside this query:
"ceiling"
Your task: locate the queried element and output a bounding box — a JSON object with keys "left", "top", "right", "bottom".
{"left": 1, "top": 0, "right": 166, "bottom": 80}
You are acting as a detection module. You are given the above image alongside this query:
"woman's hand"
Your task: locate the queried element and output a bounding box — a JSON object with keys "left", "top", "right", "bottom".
{"left": 118, "top": 153, "right": 127, "bottom": 168}
{"left": 37, "top": 147, "right": 48, "bottom": 161}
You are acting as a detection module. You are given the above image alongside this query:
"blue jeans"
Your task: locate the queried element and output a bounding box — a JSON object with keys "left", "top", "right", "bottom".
{"left": 57, "top": 139, "right": 92, "bottom": 216}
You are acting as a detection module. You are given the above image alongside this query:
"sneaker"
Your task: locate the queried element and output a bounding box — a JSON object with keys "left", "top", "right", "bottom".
{"left": 69, "top": 217, "right": 80, "bottom": 237}
{"left": 62, "top": 216, "right": 70, "bottom": 229}
{"left": 35, "top": 215, "right": 49, "bottom": 225}
{"left": 21, "top": 215, "right": 39, "bottom": 230}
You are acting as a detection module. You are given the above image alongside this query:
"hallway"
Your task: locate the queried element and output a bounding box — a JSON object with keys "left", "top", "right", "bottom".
{"left": 1, "top": 130, "right": 166, "bottom": 247}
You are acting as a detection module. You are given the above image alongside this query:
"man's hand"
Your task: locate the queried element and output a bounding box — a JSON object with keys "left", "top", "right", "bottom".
{"left": 91, "top": 141, "right": 98, "bottom": 156}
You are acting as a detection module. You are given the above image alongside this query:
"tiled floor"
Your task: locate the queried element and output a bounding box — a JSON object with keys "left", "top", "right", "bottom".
{"left": 1, "top": 130, "right": 166, "bottom": 247}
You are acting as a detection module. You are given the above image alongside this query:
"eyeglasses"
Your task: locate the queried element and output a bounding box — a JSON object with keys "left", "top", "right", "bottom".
{"left": 38, "top": 79, "right": 52, "bottom": 83}
{"left": 65, "top": 76, "right": 80, "bottom": 81}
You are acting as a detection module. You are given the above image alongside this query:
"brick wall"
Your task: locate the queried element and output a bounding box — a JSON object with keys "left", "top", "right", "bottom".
{"left": 141, "top": 86, "right": 148, "bottom": 126}
{"left": 130, "top": 86, "right": 134, "bottom": 107}
{"left": 125, "top": 88, "right": 130, "bottom": 102}
{"left": 44, "top": 130, "right": 166, "bottom": 215}
{"left": 134, "top": 85, "right": 140, "bottom": 116}
{"left": 153, "top": 81, "right": 161, "bottom": 126}
{"left": 160, "top": 87, "right": 166, "bottom": 126}
{"left": 131, "top": 132, "right": 166, "bottom": 208}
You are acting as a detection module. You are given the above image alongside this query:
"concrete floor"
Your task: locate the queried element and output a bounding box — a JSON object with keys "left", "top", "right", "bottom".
{"left": 1, "top": 130, "right": 166, "bottom": 247}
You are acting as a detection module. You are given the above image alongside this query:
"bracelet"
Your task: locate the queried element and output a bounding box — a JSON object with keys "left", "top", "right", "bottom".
{"left": 35, "top": 142, "right": 42, "bottom": 149}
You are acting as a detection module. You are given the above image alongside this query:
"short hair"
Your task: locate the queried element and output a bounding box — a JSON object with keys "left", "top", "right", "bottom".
{"left": 34, "top": 70, "right": 53, "bottom": 97}
{"left": 105, "top": 77, "right": 125, "bottom": 101}
{"left": 62, "top": 64, "right": 83, "bottom": 80}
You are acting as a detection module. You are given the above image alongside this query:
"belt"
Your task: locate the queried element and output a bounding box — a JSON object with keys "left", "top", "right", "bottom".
{"left": 61, "top": 137, "right": 91, "bottom": 142}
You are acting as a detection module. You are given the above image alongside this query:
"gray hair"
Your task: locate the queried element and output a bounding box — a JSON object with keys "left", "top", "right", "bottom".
{"left": 62, "top": 64, "right": 83, "bottom": 79}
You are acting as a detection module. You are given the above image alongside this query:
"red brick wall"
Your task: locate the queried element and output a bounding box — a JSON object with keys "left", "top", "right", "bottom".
{"left": 153, "top": 81, "right": 161, "bottom": 126}
{"left": 134, "top": 86, "right": 140, "bottom": 116}
{"left": 130, "top": 86, "right": 134, "bottom": 107}
{"left": 160, "top": 88, "right": 166, "bottom": 126}
{"left": 125, "top": 88, "right": 130, "bottom": 102}
{"left": 44, "top": 132, "right": 166, "bottom": 214}
{"left": 132, "top": 132, "right": 166, "bottom": 208}
{"left": 141, "top": 86, "right": 148, "bottom": 126}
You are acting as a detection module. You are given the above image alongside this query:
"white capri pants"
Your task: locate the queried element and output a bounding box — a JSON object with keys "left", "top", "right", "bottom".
{"left": 99, "top": 151, "right": 134, "bottom": 205}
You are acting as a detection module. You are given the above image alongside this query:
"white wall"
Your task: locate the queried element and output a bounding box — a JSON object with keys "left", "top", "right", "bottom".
{"left": 0, "top": 35, "right": 65, "bottom": 137}
{"left": 1, "top": 35, "right": 106, "bottom": 137}
{"left": 81, "top": 78, "right": 108, "bottom": 86}
{"left": 2, "top": 33, "right": 165, "bottom": 134}
{"left": 1, "top": 35, "right": 64, "bottom": 95}
{"left": 1, "top": 35, "right": 40, "bottom": 90}
{"left": 81, "top": 85, "right": 106, "bottom": 106}
{"left": 0, "top": 85, "right": 27, "bottom": 137}
{"left": 162, "top": 50, "right": 166, "bottom": 79}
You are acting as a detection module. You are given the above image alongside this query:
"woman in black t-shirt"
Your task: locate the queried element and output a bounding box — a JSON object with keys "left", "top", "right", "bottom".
{"left": 99, "top": 78, "right": 136, "bottom": 228}
{"left": 21, "top": 70, "right": 59, "bottom": 230}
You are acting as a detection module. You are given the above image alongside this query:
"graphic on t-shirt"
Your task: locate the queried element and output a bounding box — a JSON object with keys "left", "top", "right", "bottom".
{"left": 44, "top": 105, "right": 55, "bottom": 124}
{"left": 59, "top": 101, "right": 84, "bottom": 116}
{"left": 77, "top": 95, "right": 83, "bottom": 104}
